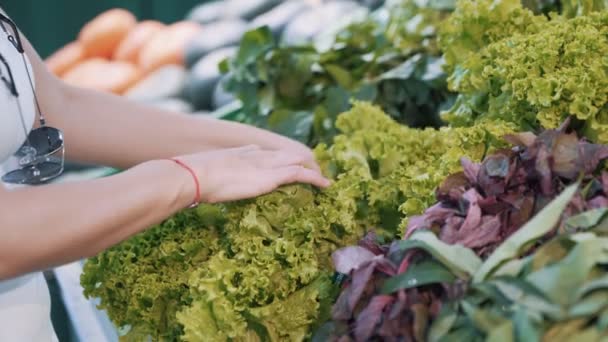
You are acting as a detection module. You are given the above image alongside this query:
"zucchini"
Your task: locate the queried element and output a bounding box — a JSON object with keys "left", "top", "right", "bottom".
{"left": 124, "top": 65, "right": 186, "bottom": 102}
{"left": 184, "top": 47, "right": 238, "bottom": 110}
{"left": 212, "top": 74, "right": 236, "bottom": 110}
{"left": 282, "top": 1, "right": 362, "bottom": 46}
{"left": 186, "top": 1, "right": 225, "bottom": 24}
{"left": 184, "top": 20, "right": 247, "bottom": 68}
{"left": 248, "top": 1, "right": 311, "bottom": 38}
{"left": 147, "top": 98, "right": 194, "bottom": 113}
{"left": 223, "top": 0, "right": 282, "bottom": 21}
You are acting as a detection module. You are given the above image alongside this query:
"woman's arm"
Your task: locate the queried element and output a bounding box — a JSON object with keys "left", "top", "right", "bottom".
{"left": 22, "top": 24, "right": 315, "bottom": 170}
{"left": 59, "top": 87, "right": 314, "bottom": 169}
{"left": 0, "top": 160, "right": 193, "bottom": 280}
{"left": 0, "top": 146, "right": 329, "bottom": 280}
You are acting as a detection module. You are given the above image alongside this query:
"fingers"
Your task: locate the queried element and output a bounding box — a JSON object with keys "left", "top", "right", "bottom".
{"left": 244, "top": 149, "right": 322, "bottom": 172}
{"left": 285, "top": 147, "right": 321, "bottom": 172}
{"left": 303, "top": 159, "right": 322, "bottom": 173}
{"left": 273, "top": 165, "right": 331, "bottom": 189}
{"left": 264, "top": 151, "right": 313, "bottom": 168}
{"left": 236, "top": 144, "right": 261, "bottom": 153}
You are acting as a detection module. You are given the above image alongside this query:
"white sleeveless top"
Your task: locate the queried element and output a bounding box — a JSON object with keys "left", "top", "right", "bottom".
{"left": 0, "top": 10, "right": 59, "bottom": 342}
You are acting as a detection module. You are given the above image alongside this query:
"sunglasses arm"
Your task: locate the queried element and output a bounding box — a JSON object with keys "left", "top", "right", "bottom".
{"left": 0, "top": 13, "right": 24, "bottom": 53}
{"left": 0, "top": 54, "right": 18, "bottom": 96}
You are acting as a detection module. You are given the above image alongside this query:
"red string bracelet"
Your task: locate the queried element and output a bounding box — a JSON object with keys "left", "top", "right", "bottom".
{"left": 168, "top": 158, "right": 201, "bottom": 208}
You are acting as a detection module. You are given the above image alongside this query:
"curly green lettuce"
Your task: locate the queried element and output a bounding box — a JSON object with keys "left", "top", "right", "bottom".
{"left": 332, "top": 103, "right": 514, "bottom": 220}
{"left": 440, "top": 0, "right": 608, "bottom": 142}
{"left": 81, "top": 102, "right": 513, "bottom": 341}
{"left": 80, "top": 206, "right": 225, "bottom": 341}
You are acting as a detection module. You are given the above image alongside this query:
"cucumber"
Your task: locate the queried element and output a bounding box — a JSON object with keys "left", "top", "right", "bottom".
{"left": 184, "top": 20, "right": 247, "bottom": 68}
{"left": 358, "top": 0, "right": 385, "bottom": 10}
{"left": 248, "top": 1, "right": 311, "bottom": 38}
{"left": 282, "top": 1, "right": 362, "bottom": 46}
{"left": 184, "top": 47, "right": 238, "bottom": 110}
{"left": 192, "top": 110, "right": 212, "bottom": 116}
{"left": 147, "top": 98, "right": 194, "bottom": 113}
{"left": 186, "top": 1, "right": 225, "bottom": 24}
{"left": 124, "top": 65, "right": 186, "bottom": 102}
{"left": 212, "top": 74, "right": 236, "bottom": 110}
{"left": 223, "top": 0, "right": 282, "bottom": 21}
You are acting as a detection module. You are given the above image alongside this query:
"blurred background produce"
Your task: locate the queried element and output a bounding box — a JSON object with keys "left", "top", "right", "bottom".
{"left": 22, "top": 0, "right": 390, "bottom": 118}
{"left": 1, "top": 1, "right": 203, "bottom": 57}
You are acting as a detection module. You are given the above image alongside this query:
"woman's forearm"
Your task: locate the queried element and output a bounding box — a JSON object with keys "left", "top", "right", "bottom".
{"left": 0, "top": 160, "right": 193, "bottom": 280}
{"left": 49, "top": 84, "right": 305, "bottom": 169}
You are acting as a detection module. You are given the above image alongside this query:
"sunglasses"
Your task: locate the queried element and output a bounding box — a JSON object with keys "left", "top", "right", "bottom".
{"left": 1, "top": 13, "right": 65, "bottom": 185}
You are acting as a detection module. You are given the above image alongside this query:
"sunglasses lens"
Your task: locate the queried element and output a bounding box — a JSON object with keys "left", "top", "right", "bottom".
{"left": 2, "top": 126, "right": 65, "bottom": 185}
{"left": 28, "top": 127, "right": 63, "bottom": 155}
{"left": 2, "top": 160, "right": 63, "bottom": 185}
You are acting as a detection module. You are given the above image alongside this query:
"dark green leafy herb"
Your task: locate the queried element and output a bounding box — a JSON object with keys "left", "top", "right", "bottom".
{"left": 222, "top": 0, "right": 455, "bottom": 145}
{"left": 381, "top": 259, "right": 456, "bottom": 294}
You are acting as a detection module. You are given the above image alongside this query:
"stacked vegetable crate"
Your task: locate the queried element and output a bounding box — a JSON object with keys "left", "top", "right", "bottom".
{"left": 47, "top": 0, "right": 608, "bottom": 341}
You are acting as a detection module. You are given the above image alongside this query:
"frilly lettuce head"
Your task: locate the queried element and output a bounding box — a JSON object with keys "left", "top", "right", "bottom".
{"left": 81, "top": 102, "right": 513, "bottom": 341}
{"left": 440, "top": 0, "right": 608, "bottom": 143}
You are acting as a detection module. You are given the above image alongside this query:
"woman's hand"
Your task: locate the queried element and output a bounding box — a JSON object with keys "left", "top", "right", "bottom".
{"left": 281, "top": 142, "right": 320, "bottom": 172}
{"left": 173, "top": 145, "right": 330, "bottom": 204}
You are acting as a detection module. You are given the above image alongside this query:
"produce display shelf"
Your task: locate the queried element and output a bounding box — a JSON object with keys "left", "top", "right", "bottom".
{"left": 52, "top": 167, "right": 119, "bottom": 342}
{"left": 54, "top": 260, "right": 118, "bottom": 342}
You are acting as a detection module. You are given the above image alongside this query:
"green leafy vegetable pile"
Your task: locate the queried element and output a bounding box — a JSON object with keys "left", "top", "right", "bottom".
{"left": 438, "top": 208, "right": 608, "bottom": 341}
{"left": 81, "top": 103, "right": 513, "bottom": 341}
{"left": 405, "top": 121, "right": 608, "bottom": 254}
{"left": 221, "top": 0, "right": 455, "bottom": 145}
{"left": 322, "top": 125, "right": 608, "bottom": 341}
{"left": 440, "top": 0, "right": 608, "bottom": 143}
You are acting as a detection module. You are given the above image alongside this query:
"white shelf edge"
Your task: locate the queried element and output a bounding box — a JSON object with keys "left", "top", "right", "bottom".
{"left": 53, "top": 261, "right": 118, "bottom": 342}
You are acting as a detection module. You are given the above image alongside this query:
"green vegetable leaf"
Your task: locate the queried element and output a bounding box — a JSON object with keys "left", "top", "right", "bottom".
{"left": 428, "top": 303, "right": 459, "bottom": 342}
{"left": 492, "top": 257, "right": 529, "bottom": 277}
{"left": 234, "top": 26, "right": 274, "bottom": 67}
{"left": 513, "top": 308, "right": 541, "bottom": 342}
{"left": 526, "top": 237, "right": 608, "bottom": 306}
{"left": 474, "top": 183, "right": 579, "bottom": 283}
{"left": 461, "top": 300, "right": 506, "bottom": 333}
{"left": 376, "top": 56, "right": 419, "bottom": 81}
{"left": 267, "top": 110, "right": 314, "bottom": 144}
{"left": 530, "top": 238, "right": 572, "bottom": 271}
{"left": 575, "top": 276, "right": 608, "bottom": 300}
{"left": 565, "top": 208, "right": 608, "bottom": 232}
{"left": 325, "top": 64, "right": 354, "bottom": 89}
{"left": 381, "top": 259, "right": 455, "bottom": 294}
{"left": 486, "top": 320, "right": 514, "bottom": 342}
{"left": 568, "top": 291, "right": 608, "bottom": 318}
{"left": 396, "top": 230, "right": 482, "bottom": 279}
{"left": 426, "top": 0, "right": 458, "bottom": 10}
{"left": 492, "top": 278, "right": 563, "bottom": 319}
